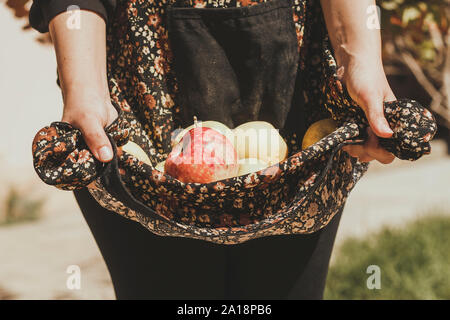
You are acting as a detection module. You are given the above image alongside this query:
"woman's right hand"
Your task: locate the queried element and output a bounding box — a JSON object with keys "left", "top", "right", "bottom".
{"left": 49, "top": 10, "right": 115, "bottom": 162}
{"left": 61, "top": 91, "right": 118, "bottom": 163}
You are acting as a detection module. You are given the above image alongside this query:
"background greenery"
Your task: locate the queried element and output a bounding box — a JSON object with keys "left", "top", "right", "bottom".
{"left": 0, "top": 187, "right": 44, "bottom": 226}
{"left": 325, "top": 212, "right": 450, "bottom": 300}
{"left": 378, "top": 0, "right": 450, "bottom": 132}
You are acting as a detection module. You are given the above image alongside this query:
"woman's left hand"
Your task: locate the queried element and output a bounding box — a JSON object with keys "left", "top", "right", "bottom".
{"left": 339, "top": 54, "right": 397, "bottom": 164}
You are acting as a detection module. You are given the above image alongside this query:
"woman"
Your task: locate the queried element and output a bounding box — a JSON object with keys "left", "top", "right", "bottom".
{"left": 30, "top": 0, "right": 396, "bottom": 299}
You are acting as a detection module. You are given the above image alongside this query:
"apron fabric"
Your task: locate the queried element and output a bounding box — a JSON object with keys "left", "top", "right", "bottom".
{"left": 32, "top": 0, "right": 437, "bottom": 245}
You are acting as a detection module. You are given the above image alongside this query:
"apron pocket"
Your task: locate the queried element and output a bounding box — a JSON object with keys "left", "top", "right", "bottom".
{"left": 167, "top": 0, "right": 299, "bottom": 129}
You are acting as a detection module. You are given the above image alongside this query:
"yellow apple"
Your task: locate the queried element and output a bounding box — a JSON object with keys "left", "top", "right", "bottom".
{"left": 121, "top": 141, "right": 152, "bottom": 166}
{"left": 237, "top": 158, "right": 269, "bottom": 176}
{"left": 301, "top": 118, "right": 338, "bottom": 150}
{"left": 233, "top": 121, "right": 288, "bottom": 166}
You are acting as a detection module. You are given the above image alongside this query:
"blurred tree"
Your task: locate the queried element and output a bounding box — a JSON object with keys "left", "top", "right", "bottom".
{"left": 379, "top": 0, "right": 450, "bottom": 130}
{"left": 5, "top": 0, "right": 51, "bottom": 43}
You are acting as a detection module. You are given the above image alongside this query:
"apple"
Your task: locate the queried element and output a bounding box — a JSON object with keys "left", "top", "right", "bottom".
{"left": 237, "top": 158, "right": 269, "bottom": 176}
{"left": 233, "top": 121, "right": 288, "bottom": 166}
{"left": 301, "top": 118, "right": 337, "bottom": 150}
{"left": 165, "top": 122, "right": 239, "bottom": 183}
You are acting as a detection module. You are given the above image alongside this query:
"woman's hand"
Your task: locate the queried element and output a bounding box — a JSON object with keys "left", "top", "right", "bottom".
{"left": 321, "top": 0, "right": 396, "bottom": 164}
{"left": 339, "top": 54, "right": 396, "bottom": 164}
{"left": 49, "top": 10, "right": 116, "bottom": 162}
{"left": 61, "top": 90, "right": 118, "bottom": 163}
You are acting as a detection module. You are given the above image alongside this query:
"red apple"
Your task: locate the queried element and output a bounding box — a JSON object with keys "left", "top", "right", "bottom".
{"left": 165, "top": 125, "right": 239, "bottom": 183}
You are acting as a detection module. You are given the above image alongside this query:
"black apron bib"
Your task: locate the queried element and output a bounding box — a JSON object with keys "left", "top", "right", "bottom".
{"left": 167, "top": 0, "right": 299, "bottom": 129}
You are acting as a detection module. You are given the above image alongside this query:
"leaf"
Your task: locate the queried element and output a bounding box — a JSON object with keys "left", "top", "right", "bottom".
{"left": 419, "top": 40, "right": 437, "bottom": 61}
{"left": 5, "top": 0, "right": 30, "bottom": 18}
{"left": 402, "top": 6, "right": 422, "bottom": 25}
{"left": 380, "top": 0, "right": 402, "bottom": 11}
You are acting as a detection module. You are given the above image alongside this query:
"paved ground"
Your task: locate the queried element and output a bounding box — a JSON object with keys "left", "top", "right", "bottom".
{"left": 1, "top": 8, "right": 449, "bottom": 299}
{"left": 0, "top": 9, "right": 113, "bottom": 300}
{"left": 334, "top": 141, "right": 450, "bottom": 259}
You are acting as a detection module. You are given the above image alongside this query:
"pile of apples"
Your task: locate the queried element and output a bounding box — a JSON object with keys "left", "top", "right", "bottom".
{"left": 122, "top": 117, "right": 288, "bottom": 183}
{"left": 120, "top": 117, "right": 339, "bottom": 184}
{"left": 163, "top": 118, "right": 288, "bottom": 183}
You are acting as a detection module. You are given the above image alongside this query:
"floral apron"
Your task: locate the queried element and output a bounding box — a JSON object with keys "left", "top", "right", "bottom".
{"left": 32, "top": 0, "right": 437, "bottom": 244}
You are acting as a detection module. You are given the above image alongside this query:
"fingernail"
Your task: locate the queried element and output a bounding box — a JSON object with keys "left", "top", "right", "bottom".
{"left": 98, "top": 146, "right": 113, "bottom": 161}
{"left": 379, "top": 122, "right": 394, "bottom": 136}
{"left": 383, "top": 123, "right": 393, "bottom": 133}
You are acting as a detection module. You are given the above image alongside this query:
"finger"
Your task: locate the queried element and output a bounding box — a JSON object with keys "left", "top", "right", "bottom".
{"left": 77, "top": 116, "right": 114, "bottom": 163}
{"left": 365, "top": 128, "right": 395, "bottom": 164}
{"left": 370, "top": 145, "right": 395, "bottom": 164}
{"left": 363, "top": 93, "right": 393, "bottom": 138}
{"left": 343, "top": 145, "right": 364, "bottom": 158}
{"left": 359, "top": 154, "right": 375, "bottom": 163}
{"left": 342, "top": 145, "right": 375, "bottom": 162}
{"left": 377, "top": 153, "right": 395, "bottom": 164}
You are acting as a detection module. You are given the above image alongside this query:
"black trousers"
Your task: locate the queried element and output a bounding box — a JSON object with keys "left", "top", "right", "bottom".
{"left": 73, "top": 187, "right": 342, "bottom": 300}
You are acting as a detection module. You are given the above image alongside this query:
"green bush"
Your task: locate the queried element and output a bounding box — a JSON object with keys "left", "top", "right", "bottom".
{"left": 379, "top": 0, "right": 449, "bottom": 63}
{"left": 325, "top": 213, "right": 450, "bottom": 300}
{"left": 1, "top": 187, "right": 45, "bottom": 226}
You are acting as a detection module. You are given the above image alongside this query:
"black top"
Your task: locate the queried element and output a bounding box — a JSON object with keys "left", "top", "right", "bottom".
{"left": 29, "top": 0, "right": 117, "bottom": 33}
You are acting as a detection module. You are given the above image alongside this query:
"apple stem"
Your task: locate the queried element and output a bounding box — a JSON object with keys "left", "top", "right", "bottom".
{"left": 193, "top": 116, "right": 198, "bottom": 128}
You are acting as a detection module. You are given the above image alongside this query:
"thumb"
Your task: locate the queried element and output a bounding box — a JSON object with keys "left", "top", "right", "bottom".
{"left": 78, "top": 117, "right": 114, "bottom": 163}
{"left": 362, "top": 96, "right": 394, "bottom": 138}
